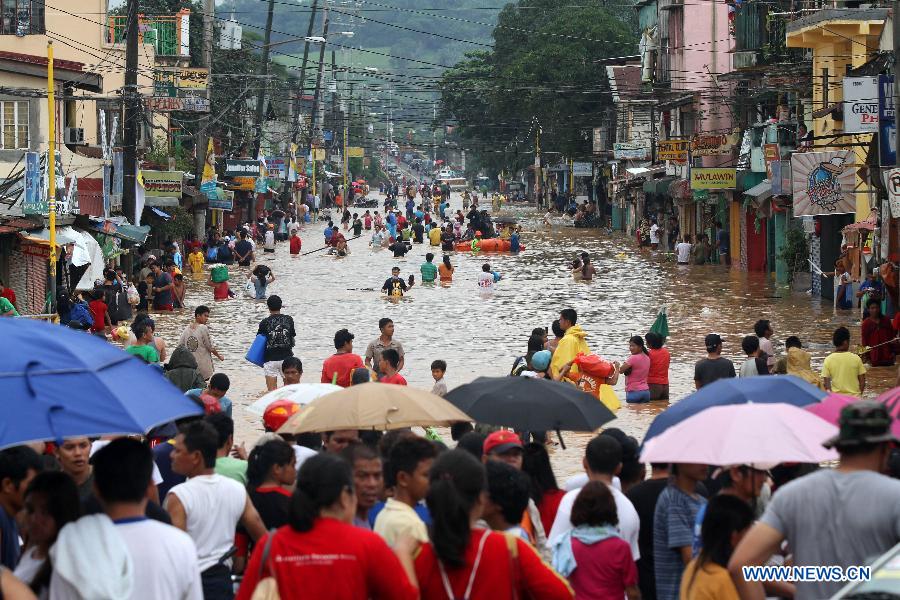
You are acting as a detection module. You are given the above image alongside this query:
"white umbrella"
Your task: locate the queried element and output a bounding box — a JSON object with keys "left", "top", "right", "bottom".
{"left": 245, "top": 383, "right": 342, "bottom": 416}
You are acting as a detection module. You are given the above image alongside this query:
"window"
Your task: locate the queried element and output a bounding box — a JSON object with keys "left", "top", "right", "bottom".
{"left": 0, "top": 101, "right": 29, "bottom": 149}
{"left": 0, "top": 0, "right": 44, "bottom": 35}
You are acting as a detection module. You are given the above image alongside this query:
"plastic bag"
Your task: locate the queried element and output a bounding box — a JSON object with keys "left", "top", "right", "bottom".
{"left": 211, "top": 265, "right": 229, "bottom": 283}
{"left": 573, "top": 353, "right": 615, "bottom": 379}
{"left": 244, "top": 277, "right": 255, "bottom": 298}
{"left": 126, "top": 283, "right": 140, "bottom": 305}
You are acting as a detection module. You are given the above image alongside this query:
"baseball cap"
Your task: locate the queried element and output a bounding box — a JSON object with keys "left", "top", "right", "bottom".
{"left": 531, "top": 350, "right": 552, "bottom": 372}
{"left": 263, "top": 400, "right": 300, "bottom": 432}
{"left": 705, "top": 333, "right": 723, "bottom": 352}
{"left": 483, "top": 430, "right": 523, "bottom": 455}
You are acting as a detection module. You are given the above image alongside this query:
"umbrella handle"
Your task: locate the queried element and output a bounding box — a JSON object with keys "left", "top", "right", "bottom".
{"left": 556, "top": 428, "right": 566, "bottom": 450}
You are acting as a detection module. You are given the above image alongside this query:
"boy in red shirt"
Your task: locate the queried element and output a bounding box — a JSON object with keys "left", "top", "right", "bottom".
{"left": 289, "top": 230, "right": 302, "bottom": 255}
{"left": 207, "top": 276, "right": 232, "bottom": 301}
{"left": 88, "top": 290, "right": 111, "bottom": 337}
{"left": 377, "top": 348, "right": 407, "bottom": 385}
{"left": 321, "top": 329, "right": 364, "bottom": 387}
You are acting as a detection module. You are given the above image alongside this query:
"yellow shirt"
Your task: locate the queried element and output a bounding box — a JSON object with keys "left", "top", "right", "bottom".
{"left": 188, "top": 252, "right": 205, "bottom": 274}
{"left": 821, "top": 351, "right": 866, "bottom": 396}
{"left": 428, "top": 227, "right": 441, "bottom": 246}
{"left": 373, "top": 498, "right": 428, "bottom": 547}
{"left": 680, "top": 560, "right": 739, "bottom": 600}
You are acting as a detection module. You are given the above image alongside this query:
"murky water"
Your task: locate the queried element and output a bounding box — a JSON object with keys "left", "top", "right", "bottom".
{"left": 148, "top": 192, "right": 896, "bottom": 482}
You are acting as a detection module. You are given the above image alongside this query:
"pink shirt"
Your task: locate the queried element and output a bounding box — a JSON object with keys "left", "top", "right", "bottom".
{"left": 624, "top": 352, "right": 651, "bottom": 392}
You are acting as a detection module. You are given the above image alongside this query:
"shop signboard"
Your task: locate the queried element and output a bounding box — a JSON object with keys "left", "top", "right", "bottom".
{"left": 690, "top": 133, "right": 736, "bottom": 157}
{"left": 791, "top": 151, "right": 856, "bottom": 216}
{"left": 23, "top": 151, "right": 41, "bottom": 214}
{"left": 224, "top": 159, "right": 261, "bottom": 177}
{"left": 140, "top": 170, "right": 183, "bottom": 197}
{"left": 763, "top": 143, "right": 779, "bottom": 179}
{"left": 690, "top": 168, "right": 736, "bottom": 190}
{"left": 843, "top": 76, "right": 879, "bottom": 134}
{"left": 657, "top": 139, "right": 689, "bottom": 163}
{"left": 572, "top": 162, "right": 592, "bottom": 177}
{"left": 208, "top": 189, "right": 234, "bottom": 211}
{"left": 347, "top": 147, "right": 364, "bottom": 158}
{"left": 312, "top": 148, "right": 326, "bottom": 161}
{"left": 146, "top": 96, "right": 210, "bottom": 112}
{"left": 883, "top": 167, "right": 900, "bottom": 217}
{"left": 613, "top": 142, "right": 650, "bottom": 160}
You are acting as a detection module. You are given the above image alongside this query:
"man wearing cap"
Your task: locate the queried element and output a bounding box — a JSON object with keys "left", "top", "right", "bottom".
{"left": 483, "top": 431, "right": 549, "bottom": 558}
{"left": 694, "top": 333, "right": 736, "bottom": 389}
{"left": 729, "top": 401, "right": 900, "bottom": 599}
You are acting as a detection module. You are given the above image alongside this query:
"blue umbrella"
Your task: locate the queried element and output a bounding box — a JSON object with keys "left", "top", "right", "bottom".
{"left": 643, "top": 375, "right": 826, "bottom": 444}
{"left": 0, "top": 319, "right": 203, "bottom": 449}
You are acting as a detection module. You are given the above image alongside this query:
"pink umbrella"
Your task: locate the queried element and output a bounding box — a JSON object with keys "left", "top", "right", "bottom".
{"left": 640, "top": 403, "right": 838, "bottom": 465}
{"left": 875, "top": 388, "right": 900, "bottom": 438}
{"left": 804, "top": 393, "right": 858, "bottom": 426}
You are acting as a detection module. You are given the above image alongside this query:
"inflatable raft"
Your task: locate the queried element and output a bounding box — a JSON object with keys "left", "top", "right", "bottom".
{"left": 454, "top": 239, "right": 525, "bottom": 252}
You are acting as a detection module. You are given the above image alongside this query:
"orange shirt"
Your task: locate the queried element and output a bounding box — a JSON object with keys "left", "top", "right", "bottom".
{"left": 438, "top": 264, "right": 454, "bottom": 281}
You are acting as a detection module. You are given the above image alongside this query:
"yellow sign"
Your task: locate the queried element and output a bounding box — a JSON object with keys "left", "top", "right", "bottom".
{"left": 657, "top": 139, "right": 689, "bottom": 163}
{"left": 690, "top": 168, "right": 737, "bottom": 190}
{"left": 229, "top": 176, "right": 256, "bottom": 191}
{"left": 140, "top": 170, "right": 183, "bottom": 197}
{"left": 312, "top": 148, "right": 326, "bottom": 161}
{"left": 201, "top": 138, "right": 215, "bottom": 185}
{"left": 347, "top": 146, "right": 364, "bottom": 158}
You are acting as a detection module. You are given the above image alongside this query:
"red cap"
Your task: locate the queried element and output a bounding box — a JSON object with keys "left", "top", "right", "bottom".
{"left": 263, "top": 400, "right": 300, "bottom": 432}
{"left": 483, "top": 430, "right": 523, "bottom": 455}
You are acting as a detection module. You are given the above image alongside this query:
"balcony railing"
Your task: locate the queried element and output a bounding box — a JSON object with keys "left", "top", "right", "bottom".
{"left": 733, "top": 1, "right": 804, "bottom": 68}
{"left": 106, "top": 10, "right": 190, "bottom": 58}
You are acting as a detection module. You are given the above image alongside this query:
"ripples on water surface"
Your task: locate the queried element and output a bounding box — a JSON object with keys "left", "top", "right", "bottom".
{"left": 149, "top": 193, "right": 894, "bottom": 480}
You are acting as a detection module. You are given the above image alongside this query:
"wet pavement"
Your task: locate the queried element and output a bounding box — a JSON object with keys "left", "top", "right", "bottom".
{"left": 146, "top": 193, "right": 896, "bottom": 481}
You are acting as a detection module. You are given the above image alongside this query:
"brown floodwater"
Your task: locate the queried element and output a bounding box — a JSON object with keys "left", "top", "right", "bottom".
{"left": 147, "top": 193, "right": 896, "bottom": 482}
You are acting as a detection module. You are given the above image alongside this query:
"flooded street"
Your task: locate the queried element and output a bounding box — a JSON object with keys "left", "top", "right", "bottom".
{"left": 148, "top": 193, "right": 896, "bottom": 481}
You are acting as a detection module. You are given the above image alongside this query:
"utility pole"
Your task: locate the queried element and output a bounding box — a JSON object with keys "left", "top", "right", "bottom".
{"left": 292, "top": 0, "right": 319, "bottom": 145}
{"left": 122, "top": 0, "right": 139, "bottom": 273}
{"left": 47, "top": 41, "right": 56, "bottom": 313}
{"left": 344, "top": 82, "right": 352, "bottom": 193}
{"left": 194, "top": 0, "right": 214, "bottom": 238}
{"left": 251, "top": 0, "right": 275, "bottom": 221}
{"left": 535, "top": 123, "right": 541, "bottom": 205}
{"left": 308, "top": 4, "right": 329, "bottom": 155}
{"left": 894, "top": 0, "right": 899, "bottom": 170}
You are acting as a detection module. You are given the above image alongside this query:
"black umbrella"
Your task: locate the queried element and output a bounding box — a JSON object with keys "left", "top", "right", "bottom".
{"left": 444, "top": 376, "right": 616, "bottom": 448}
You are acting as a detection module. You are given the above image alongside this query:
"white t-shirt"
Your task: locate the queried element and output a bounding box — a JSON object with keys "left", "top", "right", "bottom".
{"left": 293, "top": 445, "right": 318, "bottom": 471}
{"left": 548, "top": 482, "right": 641, "bottom": 560}
{"left": 675, "top": 242, "right": 692, "bottom": 263}
{"left": 264, "top": 230, "right": 276, "bottom": 250}
{"left": 116, "top": 518, "right": 203, "bottom": 600}
{"left": 477, "top": 271, "right": 494, "bottom": 289}
{"left": 650, "top": 223, "right": 660, "bottom": 244}
{"left": 165, "top": 474, "right": 247, "bottom": 572}
{"left": 562, "top": 473, "right": 623, "bottom": 492}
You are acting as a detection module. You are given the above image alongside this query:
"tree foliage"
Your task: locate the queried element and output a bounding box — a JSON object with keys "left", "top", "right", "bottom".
{"left": 439, "top": 0, "right": 637, "bottom": 176}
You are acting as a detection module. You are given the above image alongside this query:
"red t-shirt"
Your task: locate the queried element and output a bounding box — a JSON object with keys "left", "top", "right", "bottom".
{"left": 414, "top": 529, "right": 573, "bottom": 600}
{"left": 235, "top": 518, "right": 417, "bottom": 600}
{"left": 88, "top": 299, "right": 107, "bottom": 333}
{"left": 321, "top": 352, "right": 365, "bottom": 387}
{"left": 537, "top": 489, "right": 567, "bottom": 536}
{"left": 289, "top": 236, "right": 302, "bottom": 254}
{"left": 1, "top": 288, "right": 16, "bottom": 307}
{"left": 567, "top": 536, "right": 637, "bottom": 600}
{"left": 647, "top": 347, "right": 671, "bottom": 385}
{"left": 378, "top": 372, "right": 408, "bottom": 385}
{"left": 213, "top": 281, "right": 230, "bottom": 300}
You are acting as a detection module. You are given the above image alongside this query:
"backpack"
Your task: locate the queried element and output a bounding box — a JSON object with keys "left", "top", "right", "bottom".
{"left": 69, "top": 301, "right": 94, "bottom": 327}
{"left": 187, "top": 391, "right": 222, "bottom": 415}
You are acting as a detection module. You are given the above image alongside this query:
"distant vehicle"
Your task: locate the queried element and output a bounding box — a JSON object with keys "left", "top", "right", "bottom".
{"left": 436, "top": 168, "right": 466, "bottom": 191}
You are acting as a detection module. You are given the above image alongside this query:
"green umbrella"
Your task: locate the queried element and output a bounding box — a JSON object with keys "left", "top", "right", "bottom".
{"left": 649, "top": 306, "right": 669, "bottom": 342}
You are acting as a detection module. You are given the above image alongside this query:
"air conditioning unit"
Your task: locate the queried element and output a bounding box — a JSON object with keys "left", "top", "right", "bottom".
{"left": 64, "top": 127, "right": 85, "bottom": 146}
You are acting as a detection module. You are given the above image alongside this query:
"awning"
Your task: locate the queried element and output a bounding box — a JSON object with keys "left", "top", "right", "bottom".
{"left": 743, "top": 180, "right": 773, "bottom": 201}
{"left": 82, "top": 217, "right": 151, "bottom": 244}
{"left": 627, "top": 165, "right": 665, "bottom": 177}
{"left": 150, "top": 207, "right": 172, "bottom": 219}
{"left": 18, "top": 227, "right": 83, "bottom": 246}
{"left": 643, "top": 176, "right": 676, "bottom": 195}
{"left": 324, "top": 171, "right": 342, "bottom": 178}
{"left": 143, "top": 196, "right": 180, "bottom": 208}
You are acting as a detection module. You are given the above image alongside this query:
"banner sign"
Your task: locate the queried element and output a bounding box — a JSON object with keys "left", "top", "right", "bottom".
{"left": 312, "top": 148, "right": 326, "bottom": 161}
{"left": 23, "top": 151, "right": 41, "bottom": 214}
{"left": 140, "top": 170, "right": 183, "bottom": 197}
{"left": 264, "top": 157, "right": 287, "bottom": 180}
{"left": 224, "top": 159, "right": 261, "bottom": 177}
{"left": 112, "top": 150, "right": 123, "bottom": 207}
{"left": 146, "top": 96, "right": 210, "bottom": 112}
{"left": 208, "top": 189, "right": 234, "bottom": 211}
{"left": 879, "top": 75, "right": 896, "bottom": 166}
{"left": 347, "top": 147, "right": 364, "bottom": 158}
{"left": 843, "top": 76, "right": 879, "bottom": 133}
{"left": 657, "top": 139, "right": 689, "bottom": 163}
{"left": 763, "top": 143, "right": 780, "bottom": 179}
{"left": 690, "top": 133, "right": 737, "bottom": 157}
{"left": 791, "top": 151, "right": 856, "bottom": 216}
{"left": 613, "top": 142, "right": 650, "bottom": 160}
{"left": 690, "top": 167, "right": 737, "bottom": 189}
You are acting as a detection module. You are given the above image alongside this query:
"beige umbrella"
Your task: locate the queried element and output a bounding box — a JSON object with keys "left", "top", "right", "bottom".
{"left": 277, "top": 382, "right": 472, "bottom": 433}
